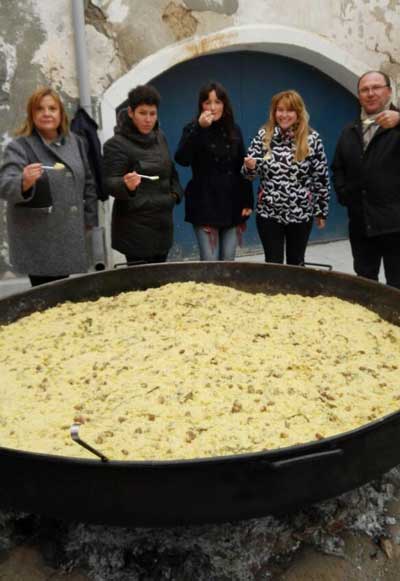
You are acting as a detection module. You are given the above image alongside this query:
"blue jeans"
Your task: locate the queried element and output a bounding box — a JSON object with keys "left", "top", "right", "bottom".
{"left": 194, "top": 226, "right": 238, "bottom": 261}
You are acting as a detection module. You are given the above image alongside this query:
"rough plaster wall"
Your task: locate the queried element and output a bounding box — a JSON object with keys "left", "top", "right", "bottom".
{"left": 0, "top": 0, "right": 47, "bottom": 273}
{"left": 89, "top": 0, "right": 187, "bottom": 74}
{"left": 234, "top": 0, "right": 400, "bottom": 93}
{"left": 32, "top": 0, "right": 124, "bottom": 98}
{"left": 162, "top": 2, "right": 199, "bottom": 41}
{"left": 86, "top": 0, "right": 234, "bottom": 85}
{"left": 184, "top": 0, "right": 239, "bottom": 14}
{"left": 85, "top": 24, "right": 125, "bottom": 93}
{"left": 31, "top": 1, "right": 79, "bottom": 97}
{"left": 1, "top": 0, "right": 395, "bottom": 124}
{"left": 84, "top": 0, "right": 400, "bottom": 97}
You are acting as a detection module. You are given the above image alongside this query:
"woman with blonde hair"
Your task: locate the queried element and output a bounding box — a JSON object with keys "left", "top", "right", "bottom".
{"left": 242, "top": 90, "right": 329, "bottom": 265}
{"left": 0, "top": 87, "right": 98, "bottom": 286}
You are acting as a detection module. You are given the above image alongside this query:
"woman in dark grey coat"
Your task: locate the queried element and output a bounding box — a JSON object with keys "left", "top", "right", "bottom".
{"left": 103, "top": 84, "right": 183, "bottom": 264}
{"left": 0, "top": 87, "right": 98, "bottom": 286}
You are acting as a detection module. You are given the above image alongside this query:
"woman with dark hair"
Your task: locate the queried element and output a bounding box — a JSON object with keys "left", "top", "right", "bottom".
{"left": 0, "top": 86, "right": 98, "bottom": 286}
{"left": 103, "top": 84, "right": 182, "bottom": 265}
{"left": 243, "top": 90, "right": 329, "bottom": 265}
{"left": 175, "top": 81, "right": 253, "bottom": 261}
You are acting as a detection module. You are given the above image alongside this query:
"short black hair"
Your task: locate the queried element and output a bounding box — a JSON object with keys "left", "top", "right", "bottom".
{"left": 128, "top": 84, "right": 160, "bottom": 110}
{"left": 357, "top": 71, "right": 391, "bottom": 91}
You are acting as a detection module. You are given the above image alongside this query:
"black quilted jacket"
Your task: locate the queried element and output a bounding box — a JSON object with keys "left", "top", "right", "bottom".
{"left": 103, "top": 110, "right": 182, "bottom": 257}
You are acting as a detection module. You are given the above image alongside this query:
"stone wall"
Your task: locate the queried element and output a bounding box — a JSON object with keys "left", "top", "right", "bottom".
{"left": 0, "top": 0, "right": 399, "bottom": 276}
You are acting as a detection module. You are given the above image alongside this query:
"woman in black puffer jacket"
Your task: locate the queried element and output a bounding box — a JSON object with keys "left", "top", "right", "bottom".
{"left": 103, "top": 85, "right": 183, "bottom": 264}
{"left": 175, "top": 81, "right": 253, "bottom": 261}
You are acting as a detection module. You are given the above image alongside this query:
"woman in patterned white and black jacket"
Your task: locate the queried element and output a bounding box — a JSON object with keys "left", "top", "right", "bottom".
{"left": 242, "top": 90, "right": 329, "bottom": 265}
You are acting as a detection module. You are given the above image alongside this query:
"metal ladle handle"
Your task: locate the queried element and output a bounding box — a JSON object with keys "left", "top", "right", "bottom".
{"left": 70, "top": 423, "right": 109, "bottom": 462}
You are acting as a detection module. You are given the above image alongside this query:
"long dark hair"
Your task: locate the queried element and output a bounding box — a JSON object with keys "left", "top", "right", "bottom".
{"left": 197, "top": 81, "right": 236, "bottom": 140}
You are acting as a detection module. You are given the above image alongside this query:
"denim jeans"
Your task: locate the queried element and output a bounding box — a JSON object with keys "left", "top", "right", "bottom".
{"left": 194, "top": 226, "right": 238, "bottom": 261}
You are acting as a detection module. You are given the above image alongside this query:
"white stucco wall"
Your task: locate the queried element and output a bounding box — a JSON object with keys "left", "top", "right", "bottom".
{"left": 23, "top": 0, "right": 400, "bottom": 104}
{"left": 235, "top": 0, "right": 399, "bottom": 72}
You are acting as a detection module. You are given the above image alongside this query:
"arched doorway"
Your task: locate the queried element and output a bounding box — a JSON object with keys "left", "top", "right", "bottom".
{"left": 100, "top": 26, "right": 366, "bottom": 260}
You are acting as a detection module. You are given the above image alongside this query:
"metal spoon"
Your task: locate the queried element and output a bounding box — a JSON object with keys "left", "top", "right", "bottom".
{"left": 70, "top": 423, "right": 108, "bottom": 462}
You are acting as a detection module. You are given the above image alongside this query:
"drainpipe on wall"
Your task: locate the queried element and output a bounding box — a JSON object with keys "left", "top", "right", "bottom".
{"left": 71, "top": 0, "right": 92, "bottom": 116}
{"left": 72, "top": 0, "right": 109, "bottom": 269}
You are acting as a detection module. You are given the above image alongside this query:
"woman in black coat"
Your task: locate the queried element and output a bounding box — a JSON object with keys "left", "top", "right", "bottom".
{"left": 175, "top": 81, "right": 253, "bottom": 260}
{"left": 103, "top": 85, "right": 183, "bottom": 264}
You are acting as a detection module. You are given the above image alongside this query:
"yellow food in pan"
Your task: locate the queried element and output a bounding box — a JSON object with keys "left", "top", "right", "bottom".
{"left": 0, "top": 282, "right": 399, "bottom": 460}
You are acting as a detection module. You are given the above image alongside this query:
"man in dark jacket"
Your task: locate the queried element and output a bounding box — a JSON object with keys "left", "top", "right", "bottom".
{"left": 332, "top": 71, "right": 400, "bottom": 288}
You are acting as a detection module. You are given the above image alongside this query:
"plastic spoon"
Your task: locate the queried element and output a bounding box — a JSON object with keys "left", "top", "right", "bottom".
{"left": 42, "top": 163, "right": 65, "bottom": 170}
{"left": 137, "top": 173, "right": 159, "bottom": 181}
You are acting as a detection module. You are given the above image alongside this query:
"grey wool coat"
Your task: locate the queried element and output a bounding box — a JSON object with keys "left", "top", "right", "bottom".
{"left": 0, "top": 131, "right": 98, "bottom": 276}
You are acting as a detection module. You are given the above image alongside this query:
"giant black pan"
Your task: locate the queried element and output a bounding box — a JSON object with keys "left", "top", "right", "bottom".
{"left": 0, "top": 262, "right": 399, "bottom": 527}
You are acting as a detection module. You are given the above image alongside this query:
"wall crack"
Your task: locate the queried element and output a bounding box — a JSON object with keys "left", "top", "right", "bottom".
{"left": 85, "top": 1, "right": 129, "bottom": 73}
{"left": 374, "top": 43, "right": 400, "bottom": 67}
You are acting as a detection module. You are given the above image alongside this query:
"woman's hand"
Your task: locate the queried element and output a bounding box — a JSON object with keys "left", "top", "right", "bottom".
{"left": 241, "top": 208, "right": 252, "bottom": 217}
{"left": 243, "top": 157, "right": 257, "bottom": 170}
{"left": 198, "top": 111, "right": 214, "bottom": 128}
{"left": 123, "top": 171, "right": 141, "bottom": 191}
{"left": 22, "top": 163, "right": 43, "bottom": 192}
{"left": 315, "top": 217, "right": 326, "bottom": 229}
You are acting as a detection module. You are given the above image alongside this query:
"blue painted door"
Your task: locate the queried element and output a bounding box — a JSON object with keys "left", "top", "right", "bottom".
{"left": 149, "top": 51, "right": 359, "bottom": 258}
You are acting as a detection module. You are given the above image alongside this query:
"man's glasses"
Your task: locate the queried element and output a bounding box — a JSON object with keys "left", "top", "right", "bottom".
{"left": 359, "top": 85, "right": 389, "bottom": 96}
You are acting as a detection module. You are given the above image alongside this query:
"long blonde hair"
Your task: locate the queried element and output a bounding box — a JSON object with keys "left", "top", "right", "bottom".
{"left": 15, "top": 87, "right": 69, "bottom": 136}
{"left": 262, "top": 90, "right": 310, "bottom": 162}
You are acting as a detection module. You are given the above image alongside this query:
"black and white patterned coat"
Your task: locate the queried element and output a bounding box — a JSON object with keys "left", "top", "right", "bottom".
{"left": 242, "top": 127, "right": 330, "bottom": 224}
